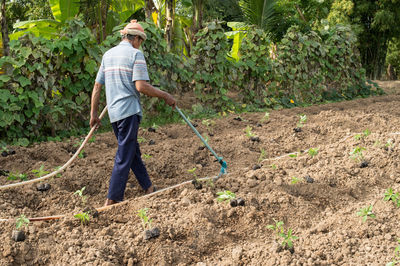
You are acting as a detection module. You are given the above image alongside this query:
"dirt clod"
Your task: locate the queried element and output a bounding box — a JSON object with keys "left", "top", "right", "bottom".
{"left": 293, "top": 127, "right": 302, "bottom": 133}
{"left": 148, "top": 140, "right": 156, "bottom": 145}
{"left": 230, "top": 199, "right": 237, "bottom": 207}
{"left": 148, "top": 127, "right": 156, "bottom": 133}
{"left": 304, "top": 175, "right": 314, "bottom": 183}
{"left": 250, "top": 136, "right": 260, "bottom": 142}
{"left": 360, "top": 161, "right": 369, "bottom": 168}
{"left": 36, "top": 183, "right": 51, "bottom": 192}
{"left": 12, "top": 230, "right": 25, "bottom": 242}
{"left": 237, "top": 198, "right": 245, "bottom": 206}
{"left": 144, "top": 227, "right": 160, "bottom": 240}
{"left": 1, "top": 151, "right": 7, "bottom": 157}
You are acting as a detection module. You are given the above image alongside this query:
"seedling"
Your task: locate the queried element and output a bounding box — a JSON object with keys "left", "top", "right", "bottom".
{"left": 216, "top": 190, "right": 236, "bottom": 203}
{"left": 73, "top": 139, "right": 85, "bottom": 158}
{"left": 385, "top": 139, "right": 394, "bottom": 151}
{"left": 387, "top": 239, "right": 400, "bottom": 266}
{"left": 291, "top": 177, "right": 301, "bottom": 184}
{"left": 74, "top": 212, "right": 90, "bottom": 225}
{"left": 137, "top": 208, "right": 153, "bottom": 230}
{"left": 349, "top": 146, "right": 366, "bottom": 163}
{"left": 357, "top": 205, "right": 376, "bottom": 222}
{"left": 1, "top": 145, "right": 9, "bottom": 155}
{"left": 354, "top": 129, "right": 371, "bottom": 141}
{"left": 16, "top": 214, "right": 30, "bottom": 230}
{"left": 270, "top": 164, "right": 277, "bottom": 170}
{"left": 7, "top": 172, "right": 27, "bottom": 181}
{"left": 202, "top": 119, "right": 215, "bottom": 134}
{"left": 88, "top": 136, "right": 96, "bottom": 143}
{"left": 383, "top": 188, "right": 400, "bottom": 207}
{"left": 151, "top": 123, "right": 159, "bottom": 130}
{"left": 74, "top": 186, "right": 87, "bottom": 205}
{"left": 260, "top": 111, "right": 270, "bottom": 123}
{"left": 138, "top": 137, "right": 147, "bottom": 144}
{"left": 31, "top": 165, "right": 49, "bottom": 178}
{"left": 258, "top": 148, "right": 267, "bottom": 163}
{"left": 289, "top": 153, "right": 298, "bottom": 158}
{"left": 142, "top": 154, "right": 152, "bottom": 160}
{"left": 308, "top": 148, "right": 318, "bottom": 157}
{"left": 54, "top": 166, "right": 62, "bottom": 178}
{"left": 267, "top": 220, "right": 298, "bottom": 250}
{"left": 297, "top": 114, "right": 307, "bottom": 128}
{"left": 244, "top": 126, "right": 255, "bottom": 138}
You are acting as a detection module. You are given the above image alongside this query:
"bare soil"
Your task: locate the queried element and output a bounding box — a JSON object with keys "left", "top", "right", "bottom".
{"left": 1, "top": 81, "right": 400, "bottom": 265}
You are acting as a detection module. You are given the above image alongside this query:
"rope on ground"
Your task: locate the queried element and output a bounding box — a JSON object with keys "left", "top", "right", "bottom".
{"left": 0, "top": 106, "right": 108, "bottom": 191}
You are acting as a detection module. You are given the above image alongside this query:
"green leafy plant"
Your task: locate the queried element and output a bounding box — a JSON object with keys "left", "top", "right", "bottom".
{"left": 260, "top": 111, "right": 270, "bottom": 123}
{"left": 244, "top": 126, "right": 255, "bottom": 138}
{"left": 270, "top": 164, "right": 277, "bottom": 170}
{"left": 357, "top": 205, "right": 376, "bottom": 222}
{"left": 202, "top": 119, "right": 216, "bottom": 134}
{"left": 16, "top": 214, "right": 30, "bottom": 230}
{"left": 383, "top": 188, "right": 400, "bottom": 208}
{"left": 216, "top": 190, "right": 236, "bottom": 203}
{"left": 137, "top": 137, "right": 147, "bottom": 144}
{"left": 1, "top": 145, "right": 9, "bottom": 153}
{"left": 137, "top": 208, "right": 153, "bottom": 230}
{"left": 349, "top": 147, "right": 366, "bottom": 163}
{"left": 289, "top": 153, "right": 298, "bottom": 158}
{"left": 142, "top": 154, "right": 152, "bottom": 160}
{"left": 74, "top": 212, "right": 90, "bottom": 225}
{"left": 385, "top": 139, "right": 394, "bottom": 150}
{"left": 291, "top": 177, "right": 301, "bottom": 184}
{"left": 88, "top": 136, "right": 96, "bottom": 143}
{"left": 308, "top": 148, "right": 319, "bottom": 157}
{"left": 188, "top": 167, "right": 197, "bottom": 179}
{"left": 267, "top": 220, "right": 298, "bottom": 249}
{"left": 74, "top": 187, "right": 87, "bottom": 205}
{"left": 7, "top": 172, "right": 27, "bottom": 181}
{"left": 297, "top": 114, "right": 307, "bottom": 128}
{"left": 354, "top": 129, "right": 371, "bottom": 140}
{"left": 258, "top": 148, "right": 267, "bottom": 163}
{"left": 31, "top": 164, "right": 49, "bottom": 178}
{"left": 386, "top": 239, "right": 400, "bottom": 266}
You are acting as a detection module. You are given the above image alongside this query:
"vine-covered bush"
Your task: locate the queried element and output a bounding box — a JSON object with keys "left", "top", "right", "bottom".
{"left": 234, "top": 27, "right": 274, "bottom": 106}
{"left": 0, "top": 20, "right": 102, "bottom": 144}
{"left": 190, "top": 21, "right": 233, "bottom": 109}
{"left": 272, "top": 25, "right": 380, "bottom": 106}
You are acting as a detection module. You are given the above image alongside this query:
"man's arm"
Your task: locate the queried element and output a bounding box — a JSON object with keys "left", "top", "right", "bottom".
{"left": 135, "top": 80, "right": 176, "bottom": 108}
{"left": 90, "top": 81, "right": 103, "bottom": 128}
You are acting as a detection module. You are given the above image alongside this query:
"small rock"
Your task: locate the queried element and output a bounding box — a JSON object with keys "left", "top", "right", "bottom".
{"left": 148, "top": 127, "right": 156, "bottom": 133}
{"left": 151, "top": 227, "right": 160, "bottom": 238}
{"left": 148, "top": 140, "right": 156, "bottom": 145}
{"left": 230, "top": 199, "right": 238, "bottom": 207}
{"left": 232, "top": 246, "right": 243, "bottom": 260}
{"left": 247, "top": 179, "right": 258, "bottom": 188}
{"left": 143, "top": 230, "right": 153, "bottom": 240}
{"left": 233, "top": 117, "right": 242, "bottom": 121}
{"left": 385, "top": 233, "right": 392, "bottom": 240}
{"left": 256, "top": 123, "right": 262, "bottom": 127}
{"left": 9, "top": 149, "right": 15, "bottom": 155}
{"left": 360, "top": 161, "right": 368, "bottom": 168}
{"left": 250, "top": 136, "right": 260, "bottom": 142}
{"left": 36, "top": 183, "right": 51, "bottom": 192}
{"left": 1, "top": 151, "right": 8, "bottom": 157}
{"left": 12, "top": 230, "right": 25, "bottom": 242}
{"left": 293, "top": 127, "right": 302, "bottom": 133}
{"left": 182, "top": 197, "right": 191, "bottom": 206}
{"left": 252, "top": 164, "right": 261, "bottom": 170}
{"left": 237, "top": 198, "right": 245, "bottom": 206}
{"left": 304, "top": 175, "right": 314, "bottom": 183}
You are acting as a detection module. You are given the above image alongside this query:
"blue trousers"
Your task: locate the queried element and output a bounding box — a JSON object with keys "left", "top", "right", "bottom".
{"left": 108, "top": 114, "right": 152, "bottom": 201}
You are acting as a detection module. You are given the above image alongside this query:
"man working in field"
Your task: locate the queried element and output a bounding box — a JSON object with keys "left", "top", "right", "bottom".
{"left": 90, "top": 20, "right": 176, "bottom": 206}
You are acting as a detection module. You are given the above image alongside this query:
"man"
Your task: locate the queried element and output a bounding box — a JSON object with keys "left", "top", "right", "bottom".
{"left": 90, "top": 20, "right": 176, "bottom": 206}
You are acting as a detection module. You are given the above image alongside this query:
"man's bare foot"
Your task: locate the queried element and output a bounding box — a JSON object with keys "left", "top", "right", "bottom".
{"left": 145, "top": 185, "right": 156, "bottom": 194}
{"left": 104, "top": 199, "right": 118, "bottom": 206}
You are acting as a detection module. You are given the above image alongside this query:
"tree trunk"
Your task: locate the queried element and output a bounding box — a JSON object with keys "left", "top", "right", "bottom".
{"left": 1, "top": 0, "right": 10, "bottom": 56}
{"left": 165, "top": 0, "right": 175, "bottom": 51}
{"left": 145, "top": 0, "right": 157, "bottom": 20}
{"left": 192, "top": 0, "right": 203, "bottom": 39}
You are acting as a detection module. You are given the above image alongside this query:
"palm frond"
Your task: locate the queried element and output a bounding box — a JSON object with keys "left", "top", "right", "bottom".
{"left": 239, "top": 0, "right": 276, "bottom": 30}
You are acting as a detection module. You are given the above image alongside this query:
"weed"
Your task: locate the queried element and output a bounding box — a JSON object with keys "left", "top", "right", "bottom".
{"left": 137, "top": 208, "right": 153, "bottom": 230}
{"left": 151, "top": 123, "right": 160, "bottom": 130}
{"left": 297, "top": 114, "right": 307, "bottom": 128}
{"left": 202, "top": 119, "right": 216, "bottom": 133}
{"left": 385, "top": 139, "right": 394, "bottom": 150}
{"left": 16, "top": 214, "right": 29, "bottom": 230}
{"left": 32, "top": 165, "right": 49, "bottom": 178}
{"left": 1, "top": 145, "right": 9, "bottom": 153}
{"left": 357, "top": 205, "right": 376, "bottom": 222}
{"left": 267, "top": 220, "right": 298, "bottom": 249}
{"left": 137, "top": 137, "right": 147, "bottom": 144}
{"left": 74, "top": 212, "right": 90, "bottom": 225}
{"left": 383, "top": 188, "right": 400, "bottom": 207}
{"left": 258, "top": 148, "right": 267, "bottom": 163}
{"left": 291, "top": 177, "right": 301, "bottom": 184}
{"left": 7, "top": 173, "right": 27, "bottom": 181}
{"left": 308, "top": 148, "right": 319, "bottom": 157}
{"left": 270, "top": 164, "right": 277, "bottom": 170}
{"left": 88, "top": 136, "right": 96, "bottom": 143}
{"left": 216, "top": 190, "right": 236, "bottom": 203}
{"left": 289, "top": 153, "right": 298, "bottom": 158}
{"left": 349, "top": 147, "right": 366, "bottom": 163}
{"left": 74, "top": 187, "right": 87, "bottom": 205}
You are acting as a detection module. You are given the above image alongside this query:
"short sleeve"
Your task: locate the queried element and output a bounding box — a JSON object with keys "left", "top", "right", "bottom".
{"left": 95, "top": 58, "right": 105, "bottom": 85}
{"left": 132, "top": 51, "right": 150, "bottom": 81}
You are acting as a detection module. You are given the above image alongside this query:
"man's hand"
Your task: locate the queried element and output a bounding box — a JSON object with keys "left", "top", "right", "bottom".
{"left": 163, "top": 92, "right": 176, "bottom": 108}
{"left": 90, "top": 115, "right": 101, "bottom": 129}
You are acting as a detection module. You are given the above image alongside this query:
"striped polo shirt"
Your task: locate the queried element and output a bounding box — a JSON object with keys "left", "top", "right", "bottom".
{"left": 95, "top": 41, "right": 150, "bottom": 123}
